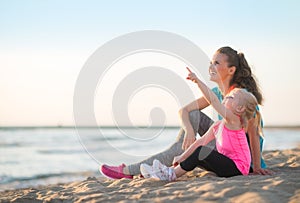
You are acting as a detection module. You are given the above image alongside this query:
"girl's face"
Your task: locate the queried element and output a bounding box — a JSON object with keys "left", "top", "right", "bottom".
{"left": 222, "top": 91, "right": 241, "bottom": 111}
{"left": 209, "top": 52, "right": 235, "bottom": 83}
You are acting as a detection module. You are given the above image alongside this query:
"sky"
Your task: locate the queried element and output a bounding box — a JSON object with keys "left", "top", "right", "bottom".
{"left": 0, "top": 0, "right": 299, "bottom": 126}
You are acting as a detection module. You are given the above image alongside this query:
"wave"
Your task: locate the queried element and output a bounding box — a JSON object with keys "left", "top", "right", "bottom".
{"left": 0, "top": 142, "right": 22, "bottom": 148}
{"left": 0, "top": 171, "right": 96, "bottom": 185}
{"left": 36, "top": 149, "right": 86, "bottom": 154}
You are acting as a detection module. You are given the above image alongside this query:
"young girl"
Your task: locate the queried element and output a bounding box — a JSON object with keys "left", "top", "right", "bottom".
{"left": 140, "top": 68, "right": 260, "bottom": 180}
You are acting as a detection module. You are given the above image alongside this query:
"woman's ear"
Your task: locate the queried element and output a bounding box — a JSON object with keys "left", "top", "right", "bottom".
{"left": 228, "top": 66, "right": 236, "bottom": 75}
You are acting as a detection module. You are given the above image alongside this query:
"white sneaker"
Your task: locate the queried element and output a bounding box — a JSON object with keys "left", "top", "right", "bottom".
{"left": 140, "top": 163, "right": 155, "bottom": 178}
{"left": 152, "top": 159, "right": 176, "bottom": 181}
{"left": 153, "top": 159, "right": 167, "bottom": 170}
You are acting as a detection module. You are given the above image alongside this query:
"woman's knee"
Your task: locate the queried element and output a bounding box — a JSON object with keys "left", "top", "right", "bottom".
{"left": 188, "top": 110, "right": 201, "bottom": 132}
{"left": 188, "top": 110, "right": 213, "bottom": 136}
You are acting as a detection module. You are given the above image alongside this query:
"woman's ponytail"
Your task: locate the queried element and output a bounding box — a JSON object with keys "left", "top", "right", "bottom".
{"left": 238, "top": 53, "right": 252, "bottom": 78}
{"left": 217, "top": 47, "right": 263, "bottom": 105}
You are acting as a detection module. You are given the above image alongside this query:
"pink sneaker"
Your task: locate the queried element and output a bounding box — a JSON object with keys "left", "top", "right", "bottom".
{"left": 100, "top": 163, "right": 133, "bottom": 179}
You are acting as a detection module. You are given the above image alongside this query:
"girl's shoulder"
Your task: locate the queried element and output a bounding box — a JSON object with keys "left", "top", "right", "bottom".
{"left": 223, "top": 111, "right": 243, "bottom": 130}
{"left": 212, "top": 120, "right": 223, "bottom": 131}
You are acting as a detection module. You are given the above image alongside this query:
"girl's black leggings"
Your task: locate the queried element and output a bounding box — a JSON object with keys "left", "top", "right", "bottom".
{"left": 180, "top": 146, "right": 242, "bottom": 177}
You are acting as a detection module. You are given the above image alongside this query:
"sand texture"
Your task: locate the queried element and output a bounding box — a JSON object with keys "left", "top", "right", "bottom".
{"left": 0, "top": 148, "right": 299, "bottom": 203}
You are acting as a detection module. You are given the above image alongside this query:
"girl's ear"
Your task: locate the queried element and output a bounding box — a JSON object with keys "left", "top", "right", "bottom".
{"left": 236, "top": 105, "right": 246, "bottom": 113}
{"left": 228, "top": 66, "right": 236, "bottom": 75}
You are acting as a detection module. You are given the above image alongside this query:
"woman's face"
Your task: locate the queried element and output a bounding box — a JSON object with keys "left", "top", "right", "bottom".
{"left": 209, "top": 52, "right": 234, "bottom": 83}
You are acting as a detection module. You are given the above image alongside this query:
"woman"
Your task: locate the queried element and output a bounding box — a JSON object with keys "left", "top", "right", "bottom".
{"left": 101, "top": 46, "right": 272, "bottom": 179}
{"left": 140, "top": 68, "right": 261, "bottom": 180}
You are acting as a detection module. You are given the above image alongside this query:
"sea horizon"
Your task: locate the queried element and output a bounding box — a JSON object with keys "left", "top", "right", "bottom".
{"left": 1, "top": 125, "right": 300, "bottom": 129}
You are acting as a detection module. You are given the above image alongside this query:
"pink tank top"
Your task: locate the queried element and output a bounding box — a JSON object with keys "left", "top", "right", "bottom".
{"left": 213, "top": 121, "right": 251, "bottom": 175}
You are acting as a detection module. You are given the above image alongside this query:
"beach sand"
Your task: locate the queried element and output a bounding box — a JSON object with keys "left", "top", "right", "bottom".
{"left": 0, "top": 147, "right": 299, "bottom": 203}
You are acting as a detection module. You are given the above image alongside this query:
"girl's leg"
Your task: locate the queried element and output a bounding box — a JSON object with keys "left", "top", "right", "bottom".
{"left": 179, "top": 146, "right": 242, "bottom": 177}
{"left": 127, "top": 110, "right": 214, "bottom": 175}
{"left": 174, "top": 164, "right": 188, "bottom": 178}
{"left": 127, "top": 129, "right": 184, "bottom": 175}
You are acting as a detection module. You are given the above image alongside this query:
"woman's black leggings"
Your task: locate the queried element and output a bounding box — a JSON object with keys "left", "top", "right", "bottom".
{"left": 180, "top": 146, "right": 242, "bottom": 177}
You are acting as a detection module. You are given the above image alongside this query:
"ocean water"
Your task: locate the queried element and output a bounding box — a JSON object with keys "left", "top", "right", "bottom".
{"left": 0, "top": 127, "right": 299, "bottom": 191}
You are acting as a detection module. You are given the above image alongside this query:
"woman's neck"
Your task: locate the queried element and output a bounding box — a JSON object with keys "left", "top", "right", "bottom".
{"left": 217, "top": 80, "right": 232, "bottom": 96}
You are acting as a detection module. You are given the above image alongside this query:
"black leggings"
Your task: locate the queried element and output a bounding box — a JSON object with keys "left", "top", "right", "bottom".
{"left": 180, "top": 146, "right": 242, "bottom": 177}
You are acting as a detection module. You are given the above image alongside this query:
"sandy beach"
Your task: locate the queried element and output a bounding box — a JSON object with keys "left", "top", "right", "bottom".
{"left": 0, "top": 147, "right": 299, "bottom": 203}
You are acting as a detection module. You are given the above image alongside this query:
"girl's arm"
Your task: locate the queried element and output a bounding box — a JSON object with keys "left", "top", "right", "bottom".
{"left": 179, "top": 97, "right": 210, "bottom": 150}
{"left": 186, "top": 67, "right": 236, "bottom": 123}
{"left": 173, "top": 123, "right": 216, "bottom": 164}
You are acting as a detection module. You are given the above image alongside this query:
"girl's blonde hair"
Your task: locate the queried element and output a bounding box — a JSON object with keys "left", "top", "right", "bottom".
{"left": 232, "top": 88, "right": 262, "bottom": 134}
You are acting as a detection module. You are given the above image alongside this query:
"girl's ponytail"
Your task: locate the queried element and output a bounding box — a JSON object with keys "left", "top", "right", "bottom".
{"left": 235, "top": 88, "right": 261, "bottom": 135}
{"left": 254, "top": 109, "right": 263, "bottom": 137}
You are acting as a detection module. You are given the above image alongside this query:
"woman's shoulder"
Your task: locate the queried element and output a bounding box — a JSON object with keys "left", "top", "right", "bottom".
{"left": 211, "top": 86, "right": 221, "bottom": 93}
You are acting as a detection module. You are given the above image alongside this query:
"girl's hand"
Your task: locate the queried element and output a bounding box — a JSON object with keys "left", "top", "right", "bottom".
{"left": 173, "top": 155, "right": 182, "bottom": 166}
{"left": 186, "top": 67, "right": 199, "bottom": 83}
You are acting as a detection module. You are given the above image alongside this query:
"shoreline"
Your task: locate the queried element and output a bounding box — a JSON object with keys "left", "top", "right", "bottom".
{"left": 0, "top": 148, "right": 299, "bottom": 203}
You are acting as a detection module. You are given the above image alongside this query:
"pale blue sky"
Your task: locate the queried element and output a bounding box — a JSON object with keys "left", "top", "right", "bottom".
{"left": 1, "top": 0, "right": 299, "bottom": 126}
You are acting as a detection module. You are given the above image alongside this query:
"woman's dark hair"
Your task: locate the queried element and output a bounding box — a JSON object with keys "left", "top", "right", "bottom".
{"left": 217, "top": 46, "right": 263, "bottom": 104}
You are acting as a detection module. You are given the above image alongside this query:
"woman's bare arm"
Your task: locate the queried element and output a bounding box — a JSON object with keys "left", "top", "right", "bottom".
{"left": 173, "top": 124, "right": 216, "bottom": 164}
{"left": 179, "top": 97, "right": 210, "bottom": 150}
{"left": 248, "top": 118, "right": 273, "bottom": 175}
